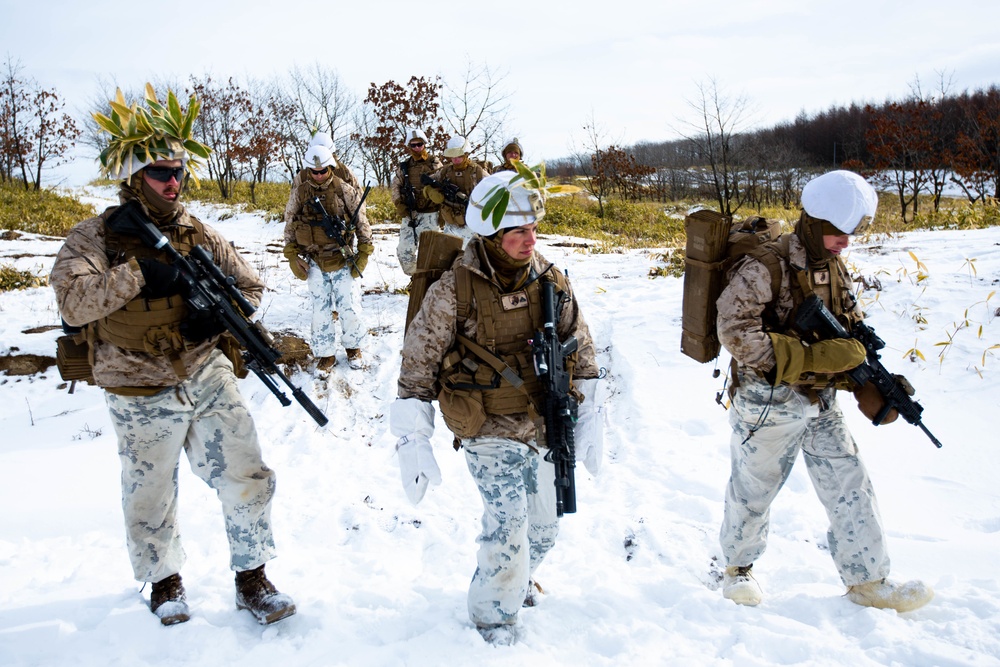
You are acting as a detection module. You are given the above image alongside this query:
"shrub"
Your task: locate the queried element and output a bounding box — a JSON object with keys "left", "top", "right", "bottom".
{"left": 0, "top": 263, "right": 47, "bottom": 292}
{"left": 0, "top": 181, "right": 97, "bottom": 237}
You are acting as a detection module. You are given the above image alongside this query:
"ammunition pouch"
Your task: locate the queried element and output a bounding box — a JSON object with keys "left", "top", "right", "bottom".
{"left": 56, "top": 329, "right": 94, "bottom": 384}
{"left": 438, "top": 351, "right": 487, "bottom": 438}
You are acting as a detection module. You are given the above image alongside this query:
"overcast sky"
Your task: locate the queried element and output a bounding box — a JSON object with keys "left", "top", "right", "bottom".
{"left": 4, "top": 0, "right": 999, "bottom": 183}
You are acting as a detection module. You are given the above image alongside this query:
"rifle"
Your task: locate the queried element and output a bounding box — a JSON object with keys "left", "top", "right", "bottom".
{"left": 531, "top": 277, "right": 580, "bottom": 516}
{"left": 106, "top": 199, "right": 329, "bottom": 427}
{"left": 306, "top": 183, "right": 372, "bottom": 278}
{"left": 795, "top": 294, "right": 942, "bottom": 448}
{"left": 399, "top": 160, "right": 419, "bottom": 243}
{"left": 420, "top": 174, "right": 468, "bottom": 210}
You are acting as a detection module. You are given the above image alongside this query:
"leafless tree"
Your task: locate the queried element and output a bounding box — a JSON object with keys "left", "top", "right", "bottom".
{"left": 677, "top": 78, "right": 756, "bottom": 217}
{"left": 287, "top": 62, "right": 358, "bottom": 169}
{"left": 440, "top": 60, "right": 512, "bottom": 167}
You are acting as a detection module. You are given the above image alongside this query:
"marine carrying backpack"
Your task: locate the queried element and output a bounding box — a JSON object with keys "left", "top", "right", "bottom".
{"left": 680, "top": 209, "right": 784, "bottom": 363}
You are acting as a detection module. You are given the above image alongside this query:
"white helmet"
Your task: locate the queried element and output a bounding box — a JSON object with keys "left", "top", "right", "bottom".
{"left": 309, "top": 131, "right": 335, "bottom": 151}
{"left": 443, "top": 136, "right": 469, "bottom": 158}
{"left": 304, "top": 145, "right": 336, "bottom": 169}
{"left": 404, "top": 128, "right": 428, "bottom": 145}
{"left": 801, "top": 170, "right": 878, "bottom": 234}
{"left": 465, "top": 171, "right": 545, "bottom": 236}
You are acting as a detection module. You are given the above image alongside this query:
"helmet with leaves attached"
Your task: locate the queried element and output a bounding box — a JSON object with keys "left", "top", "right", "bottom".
{"left": 465, "top": 170, "right": 546, "bottom": 236}
{"left": 92, "top": 83, "right": 211, "bottom": 182}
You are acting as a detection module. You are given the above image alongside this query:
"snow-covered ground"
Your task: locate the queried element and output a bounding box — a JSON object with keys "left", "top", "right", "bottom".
{"left": 1, "top": 185, "right": 998, "bottom": 666}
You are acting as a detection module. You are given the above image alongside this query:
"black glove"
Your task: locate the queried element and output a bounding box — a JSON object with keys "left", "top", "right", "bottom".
{"left": 137, "top": 258, "right": 185, "bottom": 298}
{"left": 179, "top": 311, "right": 227, "bottom": 343}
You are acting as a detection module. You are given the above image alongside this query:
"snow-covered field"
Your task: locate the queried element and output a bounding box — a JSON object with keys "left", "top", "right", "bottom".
{"left": 1, "top": 185, "right": 998, "bottom": 666}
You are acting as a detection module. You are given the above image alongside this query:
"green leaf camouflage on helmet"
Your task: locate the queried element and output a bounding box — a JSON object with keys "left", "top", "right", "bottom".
{"left": 478, "top": 160, "right": 580, "bottom": 230}
{"left": 92, "top": 83, "right": 211, "bottom": 184}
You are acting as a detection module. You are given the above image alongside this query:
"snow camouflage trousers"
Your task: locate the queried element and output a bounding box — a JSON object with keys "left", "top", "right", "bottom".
{"left": 106, "top": 351, "right": 277, "bottom": 582}
{"left": 396, "top": 211, "right": 441, "bottom": 276}
{"left": 307, "top": 260, "right": 365, "bottom": 356}
{"left": 720, "top": 373, "right": 890, "bottom": 586}
{"left": 441, "top": 221, "right": 475, "bottom": 248}
{"left": 464, "top": 437, "right": 559, "bottom": 627}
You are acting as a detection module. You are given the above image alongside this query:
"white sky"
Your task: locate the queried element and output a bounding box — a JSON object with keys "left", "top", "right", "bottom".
{"left": 4, "top": 0, "right": 1000, "bottom": 178}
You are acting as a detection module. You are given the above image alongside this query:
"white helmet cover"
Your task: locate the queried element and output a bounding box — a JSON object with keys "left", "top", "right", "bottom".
{"left": 465, "top": 171, "right": 545, "bottom": 236}
{"left": 309, "top": 131, "right": 335, "bottom": 151}
{"left": 404, "top": 128, "right": 429, "bottom": 144}
{"left": 304, "top": 145, "right": 336, "bottom": 169}
{"left": 801, "top": 170, "right": 878, "bottom": 234}
{"left": 443, "top": 136, "right": 469, "bottom": 158}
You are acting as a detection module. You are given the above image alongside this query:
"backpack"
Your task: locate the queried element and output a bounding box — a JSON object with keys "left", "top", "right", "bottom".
{"left": 680, "top": 209, "right": 785, "bottom": 363}
{"left": 405, "top": 230, "right": 466, "bottom": 333}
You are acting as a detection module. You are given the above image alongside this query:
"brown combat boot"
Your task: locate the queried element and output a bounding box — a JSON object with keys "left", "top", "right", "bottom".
{"left": 150, "top": 573, "right": 190, "bottom": 626}
{"left": 316, "top": 356, "right": 337, "bottom": 372}
{"left": 235, "top": 565, "right": 296, "bottom": 625}
{"left": 345, "top": 348, "right": 364, "bottom": 370}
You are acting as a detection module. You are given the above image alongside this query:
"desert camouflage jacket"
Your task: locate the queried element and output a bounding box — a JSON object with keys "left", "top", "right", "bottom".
{"left": 717, "top": 233, "right": 860, "bottom": 374}
{"left": 50, "top": 207, "right": 264, "bottom": 390}
{"left": 398, "top": 241, "right": 599, "bottom": 444}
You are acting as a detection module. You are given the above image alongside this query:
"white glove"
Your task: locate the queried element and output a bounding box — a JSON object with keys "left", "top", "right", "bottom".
{"left": 390, "top": 398, "right": 440, "bottom": 504}
{"left": 574, "top": 378, "right": 605, "bottom": 476}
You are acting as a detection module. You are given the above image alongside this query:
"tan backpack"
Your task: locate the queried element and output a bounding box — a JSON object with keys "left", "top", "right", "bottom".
{"left": 680, "top": 210, "right": 785, "bottom": 363}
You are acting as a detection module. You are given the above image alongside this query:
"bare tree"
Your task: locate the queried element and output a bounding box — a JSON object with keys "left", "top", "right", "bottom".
{"left": 572, "top": 113, "right": 616, "bottom": 217}
{"left": 0, "top": 56, "right": 80, "bottom": 189}
{"left": 440, "top": 60, "right": 511, "bottom": 167}
{"left": 677, "top": 78, "right": 755, "bottom": 217}
{"left": 188, "top": 75, "right": 251, "bottom": 198}
{"left": 287, "top": 63, "right": 358, "bottom": 168}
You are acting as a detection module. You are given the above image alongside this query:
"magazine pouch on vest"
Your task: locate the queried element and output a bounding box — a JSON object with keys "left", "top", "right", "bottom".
{"left": 681, "top": 210, "right": 782, "bottom": 363}
{"left": 56, "top": 322, "right": 94, "bottom": 385}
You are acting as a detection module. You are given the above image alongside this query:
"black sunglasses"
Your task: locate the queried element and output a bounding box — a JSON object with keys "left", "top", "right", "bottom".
{"left": 145, "top": 166, "right": 185, "bottom": 182}
{"left": 408, "top": 142, "right": 425, "bottom": 149}
{"left": 310, "top": 167, "right": 330, "bottom": 175}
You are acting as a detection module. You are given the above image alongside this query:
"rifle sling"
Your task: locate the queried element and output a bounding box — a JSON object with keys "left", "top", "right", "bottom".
{"left": 455, "top": 333, "right": 525, "bottom": 391}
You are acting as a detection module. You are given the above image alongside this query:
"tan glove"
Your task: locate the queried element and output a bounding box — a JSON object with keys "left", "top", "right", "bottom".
{"left": 854, "top": 382, "right": 898, "bottom": 424}
{"left": 351, "top": 243, "right": 374, "bottom": 279}
{"left": 768, "top": 334, "right": 867, "bottom": 386}
{"left": 283, "top": 243, "right": 308, "bottom": 281}
{"left": 423, "top": 184, "right": 445, "bottom": 205}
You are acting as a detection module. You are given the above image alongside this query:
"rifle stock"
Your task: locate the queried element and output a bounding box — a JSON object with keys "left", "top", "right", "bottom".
{"left": 106, "top": 200, "right": 329, "bottom": 427}
{"left": 795, "top": 295, "right": 942, "bottom": 448}
{"left": 532, "top": 278, "right": 579, "bottom": 516}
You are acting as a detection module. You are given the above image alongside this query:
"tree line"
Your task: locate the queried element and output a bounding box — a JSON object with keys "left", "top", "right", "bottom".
{"left": 3, "top": 55, "right": 997, "bottom": 222}
{"left": 550, "top": 78, "right": 1000, "bottom": 221}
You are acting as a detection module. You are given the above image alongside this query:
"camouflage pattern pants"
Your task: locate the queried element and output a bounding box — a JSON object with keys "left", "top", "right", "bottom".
{"left": 441, "top": 222, "right": 475, "bottom": 248}
{"left": 720, "top": 373, "right": 890, "bottom": 586}
{"left": 463, "top": 437, "right": 559, "bottom": 627}
{"left": 105, "top": 350, "right": 277, "bottom": 583}
{"left": 307, "top": 261, "right": 365, "bottom": 356}
{"left": 396, "top": 211, "right": 440, "bottom": 276}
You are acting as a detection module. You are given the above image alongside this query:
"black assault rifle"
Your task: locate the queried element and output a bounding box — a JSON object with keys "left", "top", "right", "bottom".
{"left": 420, "top": 174, "right": 468, "bottom": 210}
{"left": 399, "top": 161, "right": 419, "bottom": 243}
{"left": 531, "top": 277, "right": 579, "bottom": 516}
{"left": 306, "top": 183, "right": 372, "bottom": 278}
{"left": 795, "top": 294, "right": 942, "bottom": 448}
{"left": 106, "top": 199, "right": 329, "bottom": 427}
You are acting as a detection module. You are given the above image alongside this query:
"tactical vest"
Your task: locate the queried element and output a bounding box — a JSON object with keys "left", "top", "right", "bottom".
{"left": 435, "top": 163, "right": 484, "bottom": 228}
{"left": 94, "top": 207, "right": 206, "bottom": 380}
{"left": 292, "top": 176, "right": 354, "bottom": 272}
{"left": 439, "top": 265, "right": 572, "bottom": 419}
{"left": 759, "top": 238, "right": 861, "bottom": 390}
{"left": 401, "top": 157, "right": 442, "bottom": 213}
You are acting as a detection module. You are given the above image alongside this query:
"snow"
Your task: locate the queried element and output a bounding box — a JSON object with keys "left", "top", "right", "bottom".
{"left": 1, "top": 185, "right": 998, "bottom": 666}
